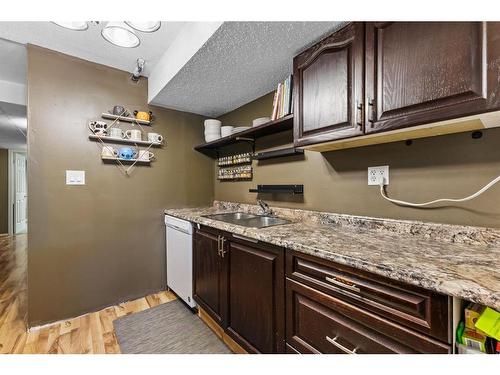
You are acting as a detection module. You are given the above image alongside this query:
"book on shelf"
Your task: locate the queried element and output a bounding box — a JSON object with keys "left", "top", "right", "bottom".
{"left": 271, "top": 75, "right": 293, "bottom": 121}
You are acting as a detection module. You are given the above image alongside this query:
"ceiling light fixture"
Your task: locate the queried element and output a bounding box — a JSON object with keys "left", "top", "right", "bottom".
{"left": 52, "top": 21, "right": 89, "bottom": 31}
{"left": 101, "top": 22, "right": 140, "bottom": 48}
{"left": 125, "top": 21, "right": 161, "bottom": 33}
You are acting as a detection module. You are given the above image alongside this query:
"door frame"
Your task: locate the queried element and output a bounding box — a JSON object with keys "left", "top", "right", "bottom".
{"left": 8, "top": 149, "right": 27, "bottom": 235}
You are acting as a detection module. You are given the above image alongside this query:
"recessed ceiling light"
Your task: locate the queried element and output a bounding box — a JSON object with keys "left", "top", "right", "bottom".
{"left": 102, "top": 22, "right": 140, "bottom": 48}
{"left": 125, "top": 21, "right": 161, "bottom": 33}
{"left": 52, "top": 21, "right": 89, "bottom": 31}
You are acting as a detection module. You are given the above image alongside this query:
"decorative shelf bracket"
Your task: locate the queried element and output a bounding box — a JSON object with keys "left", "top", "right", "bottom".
{"left": 249, "top": 184, "right": 304, "bottom": 195}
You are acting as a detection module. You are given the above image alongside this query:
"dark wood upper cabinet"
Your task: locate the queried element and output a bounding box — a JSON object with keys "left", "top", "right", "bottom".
{"left": 293, "top": 22, "right": 500, "bottom": 148}
{"left": 293, "top": 22, "right": 365, "bottom": 146}
{"left": 365, "top": 22, "right": 491, "bottom": 133}
{"left": 193, "top": 227, "right": 228, "bottom": 326}
{"left": 225, "top": 238, "right": 285, "bottom": 353}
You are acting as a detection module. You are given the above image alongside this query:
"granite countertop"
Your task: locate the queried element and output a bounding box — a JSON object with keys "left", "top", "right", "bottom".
{"left": 165, "top": 202, "right": 500, "bottom": 310}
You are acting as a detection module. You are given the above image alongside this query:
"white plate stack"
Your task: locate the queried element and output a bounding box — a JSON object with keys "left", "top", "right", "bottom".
{"left": 252, "top": 117, "right": 271, "bottom": 127}
{"left": 204, "top": 119, "right": 222, "bottom": 142}
{"left": 232, "top": 126, "right": 251, "bottom": 134}
{"left": 221, "top": 126, "right": 234, "bottom": 137}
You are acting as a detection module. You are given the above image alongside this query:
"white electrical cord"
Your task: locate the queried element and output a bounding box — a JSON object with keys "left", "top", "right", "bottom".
{"left": 379, "top": 174, "right": 500, "bottom": 207}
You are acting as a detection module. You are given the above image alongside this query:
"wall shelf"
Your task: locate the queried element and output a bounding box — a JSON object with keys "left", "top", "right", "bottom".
{"left": 194, "top": 114, "right": 294, "bottom": 157}
{"left": 101, "top": 156, "right": 151, "bottom": 165}
{"left": 254, "top": 147, "right": 304, "bottom": 160}
{"left": 249, "top": 184, "right": 304, "bottom": 195}
{"left": 89, "top": 134, "right": 162, "bottom": 147}
{"left": 101, "top": 113, "right": 152, "bottom": 126}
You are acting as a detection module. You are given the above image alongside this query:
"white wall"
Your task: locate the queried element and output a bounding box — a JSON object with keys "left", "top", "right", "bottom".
{"left": 0, "top": 80, "right": 26, "bottom": 106}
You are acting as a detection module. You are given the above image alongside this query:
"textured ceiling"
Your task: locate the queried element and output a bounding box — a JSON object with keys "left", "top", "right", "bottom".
{"left": 150, "top": 21, "right": 345, "bottom": 117}
{"left": 0, "top": 101, "right": 27, "bottom": 150}
{"left": 0, "top": 21, "right": 187, "bottom": 76}
{"left": 0, "top": 21, "right": 346, "bottom": 119}
{"left": 0, "top": 38, "right": 26, "bottom": 84}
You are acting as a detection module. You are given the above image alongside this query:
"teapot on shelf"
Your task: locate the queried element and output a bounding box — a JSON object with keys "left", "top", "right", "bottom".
{"left": 108, "top": 105, "right": 130, "bottom": 117}
{"left": 134, "top": 110, "right": 154, "bottom": 122}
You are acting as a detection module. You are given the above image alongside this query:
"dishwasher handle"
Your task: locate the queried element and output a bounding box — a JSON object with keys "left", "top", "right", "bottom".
{"left": 166, "top": 223, "right": 191, "bottom": 234}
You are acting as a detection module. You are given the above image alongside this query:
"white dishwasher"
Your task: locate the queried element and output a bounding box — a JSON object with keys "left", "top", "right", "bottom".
{"left": 165, "top": 215, "right": 197, "bottom": 308}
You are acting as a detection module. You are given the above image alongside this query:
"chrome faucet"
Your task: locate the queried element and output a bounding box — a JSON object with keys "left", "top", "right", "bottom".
{"left": 257, "top": 199, "right": 273, "bottom": 216}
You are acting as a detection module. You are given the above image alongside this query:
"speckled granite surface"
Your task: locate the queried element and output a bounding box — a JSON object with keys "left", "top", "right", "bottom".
{"left": 165, "top": 201, "right": 500, "bottom": 310}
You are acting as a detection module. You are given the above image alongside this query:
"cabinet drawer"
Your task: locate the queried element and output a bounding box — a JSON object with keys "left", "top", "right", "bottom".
{"left": 286, "top": 251, "right": 450, "bottom": 343}
{"left": 286, "top": 279, "right": 451, "bottom": 354}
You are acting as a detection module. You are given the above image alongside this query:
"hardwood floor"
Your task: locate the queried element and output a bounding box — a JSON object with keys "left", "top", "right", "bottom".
{"left": 0, "top": 234, "right": 177, "bottom": 354}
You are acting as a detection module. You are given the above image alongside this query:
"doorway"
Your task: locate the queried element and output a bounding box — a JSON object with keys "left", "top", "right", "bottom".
{"left": 10, "top": 150, "right": 27, "bottom": 234}
{"left": 0, "top": 38, "right": 27, "bottom": 235}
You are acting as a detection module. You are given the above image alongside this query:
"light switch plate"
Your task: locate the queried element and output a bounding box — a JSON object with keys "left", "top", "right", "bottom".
{"left": 66, "top": 170, "right": 85, "bottom": 185}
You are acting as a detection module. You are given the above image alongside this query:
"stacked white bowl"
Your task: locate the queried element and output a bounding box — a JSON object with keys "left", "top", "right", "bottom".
{"left": 221, "top": 126, "right": 234, "bottom": 137}
{"left": 204, "top": 119, "right": 222, "bottom": 142}
{"left": 252, "top": 117, "right": 271, "bottom": 127}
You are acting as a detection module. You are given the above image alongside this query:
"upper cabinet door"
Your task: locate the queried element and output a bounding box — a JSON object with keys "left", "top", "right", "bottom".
{"left": 365, "top": 22, "right": 489, "bottom": 133}
{"left": 293, "top": 23, "right": 364, "bottom": 147}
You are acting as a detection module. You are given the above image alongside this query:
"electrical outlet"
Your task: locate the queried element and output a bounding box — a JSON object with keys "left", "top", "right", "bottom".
{"left": 368, "top": 166, "right": 389, "bottom": 186}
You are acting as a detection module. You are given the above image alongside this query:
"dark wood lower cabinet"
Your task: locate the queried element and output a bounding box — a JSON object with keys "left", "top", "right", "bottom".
{"left": 193, "top": 225, "right": 451, "bottom": 354}
{"left": 193, "top": 227, "right": 227, "bottom": 326}
{"left": 286, "top": 251, "right": 451, "bottom": 343}
{"left": 226, "top": 238, "right": 285, "bottom": 353}
{"left": 193, "top": 227, "right": 285, "bottom": 353}
{"left": 286, "top": 278, "right": 451, "bottom": 354}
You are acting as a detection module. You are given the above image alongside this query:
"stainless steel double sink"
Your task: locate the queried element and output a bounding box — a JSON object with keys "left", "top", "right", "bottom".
{"left": 202, "top": 212, "right": 291, "bottom": 228}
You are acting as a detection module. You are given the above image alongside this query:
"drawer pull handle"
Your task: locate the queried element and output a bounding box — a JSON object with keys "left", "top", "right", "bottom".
{"left": 325, "top": 276, "right": 360, "bottom": 293}
{"left": 325, "top": 335, "right": 358, "bottom": 354}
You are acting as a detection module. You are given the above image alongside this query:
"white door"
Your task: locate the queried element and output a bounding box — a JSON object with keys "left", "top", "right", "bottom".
{"left": 14, "top": 152, "right": 27, "bottom": 234}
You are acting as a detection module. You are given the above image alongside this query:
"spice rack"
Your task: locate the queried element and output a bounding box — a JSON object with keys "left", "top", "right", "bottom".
{"left": 218, "top": 165, "right": 253, "bottom": 180}
{"left": 218, "top": 152, "right": 252, "bottom": 166}
{"left": 217, "top": 152, "right": 253, "bottom": 181}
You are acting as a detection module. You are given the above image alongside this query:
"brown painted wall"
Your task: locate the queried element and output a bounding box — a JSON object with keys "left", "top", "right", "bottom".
{"left": 216, "top": 92, "right": 500, "bottom": 228}
{"left": 27, "top": 46, "right": 213, "bottom": 326}
{"left": 0, "top": 149, "right": 8, "bottom": 234}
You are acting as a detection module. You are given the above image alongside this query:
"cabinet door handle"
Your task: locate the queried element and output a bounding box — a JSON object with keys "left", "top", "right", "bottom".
{"left": 325, "top": 276, "right": 360, "bottom": 293}
{"left": 356, "top": 102, "right": 363, "bottom": 127}
{"left": 220, "top": 237, "right": 227, "bottom": 258}
{"left": 217, "top": 235, "right": 221, "bottom": 256}
{"left": 368, "top": 99, "right": 375, "bottom": 126}
{"left": 325, "top": 335, "right": 358, "bottom": 354}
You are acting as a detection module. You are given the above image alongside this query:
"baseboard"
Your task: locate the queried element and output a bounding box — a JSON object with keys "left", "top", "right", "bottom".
{"left": 28, "top": 286, "right": 168, "bottom": 330}
{"left": 198, "top": 307, "right": 248, "bottom": 354}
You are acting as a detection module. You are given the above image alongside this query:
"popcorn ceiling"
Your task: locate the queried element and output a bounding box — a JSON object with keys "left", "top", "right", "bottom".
{"left": 153, "top": 22, "right": 345, "bottom": 117}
